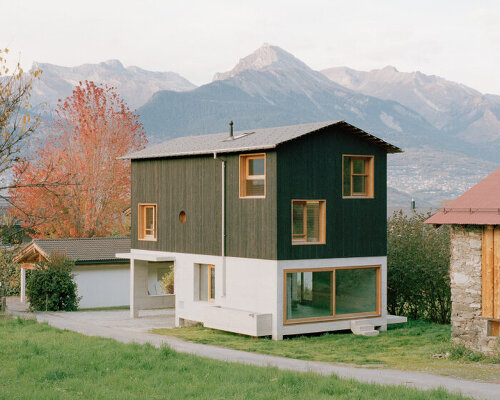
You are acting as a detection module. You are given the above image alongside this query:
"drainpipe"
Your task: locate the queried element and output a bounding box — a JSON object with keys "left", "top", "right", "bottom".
{"left": 213, "top": 152, "right": 227, "bottom": 297}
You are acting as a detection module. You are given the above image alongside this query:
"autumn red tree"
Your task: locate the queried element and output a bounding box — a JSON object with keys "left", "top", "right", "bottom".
{"left": 10, "top": 81, "right": 146, "bottom": 238}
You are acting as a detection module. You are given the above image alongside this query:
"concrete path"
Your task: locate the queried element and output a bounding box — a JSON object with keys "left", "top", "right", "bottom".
{"left": 6, "top": 303, "right": 499, "bottom": 400}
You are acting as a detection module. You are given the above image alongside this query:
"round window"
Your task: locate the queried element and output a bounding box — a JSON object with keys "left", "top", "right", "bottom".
{"left": 179, "top": 211, "right": 186, "bottom": 224}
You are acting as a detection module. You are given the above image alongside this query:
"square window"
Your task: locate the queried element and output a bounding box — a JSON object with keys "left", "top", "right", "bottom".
{"left": 343, "top": 156, "right": 374, "bottom": 198}
{"left": 138, "top": 204, "right": 157, "bottom": 240}
{"left": 240, "top": 154, "right": 266, "bottom": 198}
{"left": 292, "top": 200, "right": 326, "bottom": 244}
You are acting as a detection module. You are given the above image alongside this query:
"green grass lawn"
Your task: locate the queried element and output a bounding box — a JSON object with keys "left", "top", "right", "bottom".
{"left": 153, "top": 320, "right": 500, "bottom": 383}
{"left": 0, "top": 315, "right": 468, "bottom": 400}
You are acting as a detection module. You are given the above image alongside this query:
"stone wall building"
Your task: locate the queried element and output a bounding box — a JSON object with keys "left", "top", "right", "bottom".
{"left": 427, "top": 168, "right": 500, "bottom": 355}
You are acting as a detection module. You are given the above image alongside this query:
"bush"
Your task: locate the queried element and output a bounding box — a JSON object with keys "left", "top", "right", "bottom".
{"left": 159, "top": 267, "right": 174, "bottom": 295}
{"left": 25, "top": 252, "right": 80, "bottom": 311}
{"left": 0, "top": 249, "right": 21, "bottom": 296}
{"left": 387, "top": 210, "right": 451, "bottom": 324}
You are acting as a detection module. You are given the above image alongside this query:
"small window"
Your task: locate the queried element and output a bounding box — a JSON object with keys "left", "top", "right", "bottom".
{"left": 292, "top": 200, "right": 326, "bottom": 244}
{"left": 240, "top": 153, "right": 266, "bottom": 198}
{"left": 343, "top": 156, "right": 374, "bottom": 198}
{"left": 198, "top": 264, "right": 215, "bottom": 302}
{"left": 138, "top": 204, "right": 157, "bottom": 240}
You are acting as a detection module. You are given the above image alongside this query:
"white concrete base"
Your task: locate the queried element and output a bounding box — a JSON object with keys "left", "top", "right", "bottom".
{"left": 202, "top": 306, "right": 272, "bottom": 337}
{"left": 123, "top": 249, "right": 392, "bottom": 340}
{"left": 386, "top": 314, "right": 408, "bottom": 324}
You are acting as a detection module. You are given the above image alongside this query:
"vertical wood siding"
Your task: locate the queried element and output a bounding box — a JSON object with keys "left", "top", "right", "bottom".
{"left": 276, "top": 125, "right": 388, "bottom": 260}
{"left": 131, "top": 152, "right": 278, "bottom": 259}
{"left": 131, "top": 156, "right": 222, "bottom": 255}
{"left": 482, "top": 226, "right": 500, "bottom": 320}
{"left": 225, "top": 151, "right": 277, "bottom": 259}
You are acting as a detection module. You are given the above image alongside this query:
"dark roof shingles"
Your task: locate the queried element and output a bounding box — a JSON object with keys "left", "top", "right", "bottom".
{"left": 123, "top": 121, "right": 402, "bottom": 160}
{"left": 33, "top": 237, "right": 130, "bottom": 263}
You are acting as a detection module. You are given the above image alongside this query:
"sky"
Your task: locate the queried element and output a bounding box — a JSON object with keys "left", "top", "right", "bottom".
{"left": 1, "top": 0, "right": 499, "bottom": 94}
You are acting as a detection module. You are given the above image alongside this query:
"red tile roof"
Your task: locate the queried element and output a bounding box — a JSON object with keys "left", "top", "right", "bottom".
{"left": 425, "top": 167, "right": 500, "bottom": 225}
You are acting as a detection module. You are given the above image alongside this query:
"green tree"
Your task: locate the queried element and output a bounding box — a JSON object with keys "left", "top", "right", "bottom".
{"left": 387, "top": 211, "right": 451, "bottom": 323}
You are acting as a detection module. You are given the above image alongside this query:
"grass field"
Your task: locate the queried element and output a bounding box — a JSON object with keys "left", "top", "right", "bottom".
{"left": 153, "top": 320, "right": 500, "bottom": 382}
{"left": 0, "top": 315, "right": 468, "bottom": 400}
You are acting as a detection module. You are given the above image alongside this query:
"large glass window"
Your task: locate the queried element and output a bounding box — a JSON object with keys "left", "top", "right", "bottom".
{"left": 292, "top": 200, "right": 326, "bottom": 244}
{"left": 284, "top": 266, "right": 380, "bottom": 323}
{"left": 343, "top": 155, "right": 374, "bottom": 198}
{"left": 286, "top": 271, "right": 332, "bottom": 321}
{"left": 138, "top": 204, "right": 157, "bottom": 240}
{"left": 335, "top": 268, "right": 378, "bottom": 315}
{"left": 240, "top": 154, "right": 266, "bottom": 198}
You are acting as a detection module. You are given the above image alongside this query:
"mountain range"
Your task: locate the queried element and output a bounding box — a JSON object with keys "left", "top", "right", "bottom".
{"left": 27, "top": 44, "right": 500, "bottom": 206}
{"left": 31, "top": 59, "right": 196, "bottom": 110}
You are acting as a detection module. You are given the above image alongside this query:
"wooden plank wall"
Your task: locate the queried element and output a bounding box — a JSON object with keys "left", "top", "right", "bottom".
{"left": 131, "top": 152, "right": 278, "bottom": 259}
{"left": 482, "top": 226, "right": 500, "bottom": 336}
{"left": 276, "top": 125, "right": 387, "bottom": 260}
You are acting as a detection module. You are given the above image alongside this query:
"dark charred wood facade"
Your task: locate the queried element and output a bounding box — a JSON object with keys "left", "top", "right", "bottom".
{"left": 131, "top": 123, "right": 392, "bottom": 261}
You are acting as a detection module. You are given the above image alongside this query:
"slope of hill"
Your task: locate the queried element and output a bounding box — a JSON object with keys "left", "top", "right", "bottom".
{"left": 31, "top": 59, "right": 196, "bottom": 110}
{"left": 321, "top": 66, "right": 500, "bottom": 160}
{"left": 139, "top": 44, "right": 440, "bottom": 150}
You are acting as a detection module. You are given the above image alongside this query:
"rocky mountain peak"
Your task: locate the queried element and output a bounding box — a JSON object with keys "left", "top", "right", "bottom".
{"left": 213, "top": 43, "right": 311, "bottom": 81}
{"left": 101, "top": 59, "right": 125, "bottom": 69}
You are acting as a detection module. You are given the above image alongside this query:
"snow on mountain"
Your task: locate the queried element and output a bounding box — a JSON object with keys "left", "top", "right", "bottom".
{"left": 31, "top": 59, "right": 196, "bottom": 110}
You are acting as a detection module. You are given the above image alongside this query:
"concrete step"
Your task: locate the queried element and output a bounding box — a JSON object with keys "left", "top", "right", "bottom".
{"left": 350, "top": 320, "right": 380, "bottom": 337}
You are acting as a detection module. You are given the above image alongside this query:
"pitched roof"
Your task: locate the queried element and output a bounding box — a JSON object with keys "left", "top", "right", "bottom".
{"left": 425, "top": 167, "right": 500, "bottom": 225}
{"left": 14, "top": 237, "right": 131, "bottom": 264}
{"left": 122, "top": 120, "right": 402, "bottom": 160}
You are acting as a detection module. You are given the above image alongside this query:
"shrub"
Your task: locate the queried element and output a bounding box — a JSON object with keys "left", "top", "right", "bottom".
{"left": 0, "top": 249, "right": 21, "bottom": 296}
{"left": 25, "top": 252, "right": 80, "bottom": 311}
{"left": 159, "top": 267, "right": 174, "bottom": 295}
{"left": 387, "top": 210, "right": 451, "bottom": 324}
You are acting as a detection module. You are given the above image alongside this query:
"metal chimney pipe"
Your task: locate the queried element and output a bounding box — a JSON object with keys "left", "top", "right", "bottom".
{"left": 229, "top": 121, "right": 233, "bottom": 139}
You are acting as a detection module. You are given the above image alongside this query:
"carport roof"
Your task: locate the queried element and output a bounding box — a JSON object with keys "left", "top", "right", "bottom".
{"left": 13, "top": 237, "right": 131, "bottom": 265}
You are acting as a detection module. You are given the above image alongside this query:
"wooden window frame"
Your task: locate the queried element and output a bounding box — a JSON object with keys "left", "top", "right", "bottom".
{"left": 138, "top": 203, "right": 157, "bottom": 241}
{"left": 239, "top": 153, "right": 266, "bottom": 198}
{"left": 208, "top": 264, "right": 215, "bottom": 302}
{"left": 283, "top": 265, "right": 381, "bottom": 325}
{"left": 291, "top": 200, "right": 326, "bottom": 245}
{"left": 342, "top": 155, "right": 374, "bottom": 199}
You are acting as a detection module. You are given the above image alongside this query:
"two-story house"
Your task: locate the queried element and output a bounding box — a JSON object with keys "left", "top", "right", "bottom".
{"left": 117, "top": 121, "right": 405, "bottom": 339}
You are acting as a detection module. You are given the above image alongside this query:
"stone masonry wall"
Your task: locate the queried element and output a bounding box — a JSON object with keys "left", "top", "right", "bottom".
{"left": 450, "top": 226, "right": 499, "bottom": 354}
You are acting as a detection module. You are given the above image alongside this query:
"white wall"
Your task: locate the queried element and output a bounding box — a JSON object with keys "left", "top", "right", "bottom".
{"left": 128, "top": 249, "right": 388, "bottom": 339}
{"left": 73, "top": 264, "right": 129, "bottom": 309}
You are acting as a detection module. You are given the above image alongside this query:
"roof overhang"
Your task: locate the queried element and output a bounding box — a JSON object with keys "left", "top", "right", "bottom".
{"left": 425, "top": 208, "right": 500, "bottom": 226}
{"left": 116, "top": 251, "right": 175, "bottom": 262}
{"left": 121, "top": 120, "right": 402, "bottom": 160}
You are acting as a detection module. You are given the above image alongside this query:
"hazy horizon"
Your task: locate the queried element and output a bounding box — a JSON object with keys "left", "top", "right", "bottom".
{"left": 1, "top": 0, "right": 499, "bottom": 95}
